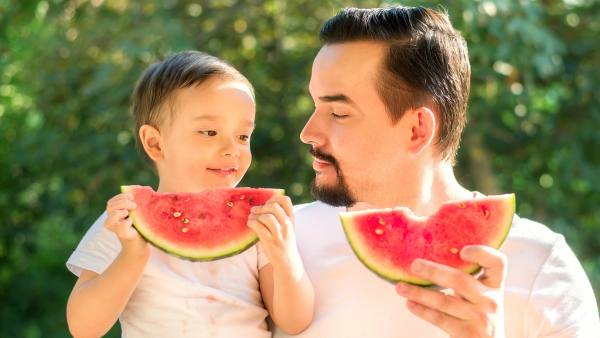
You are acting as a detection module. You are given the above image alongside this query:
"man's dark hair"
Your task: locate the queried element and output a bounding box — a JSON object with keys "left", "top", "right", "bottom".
{"left": 131, "top": 51, "right": 254, "bottom": 163}
{"left": 320, "top": 6, "right": 470, "bottom": 162}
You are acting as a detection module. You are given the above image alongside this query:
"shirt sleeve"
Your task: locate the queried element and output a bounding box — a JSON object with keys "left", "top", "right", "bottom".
{"left": 529, "top": 235, "right": 600, "bottom": 337}
{"left": 66, "top": 212, "right": 121, "bottom": 276}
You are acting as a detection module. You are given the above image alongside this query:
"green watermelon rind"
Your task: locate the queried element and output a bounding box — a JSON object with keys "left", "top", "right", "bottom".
{"left": 121, "top": 186, "right": 284, "bottom": 262}
{"left": 340, "top": 194, "right": 515, "bottom": 287}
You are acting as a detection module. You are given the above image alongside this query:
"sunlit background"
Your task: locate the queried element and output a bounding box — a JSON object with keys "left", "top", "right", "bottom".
{"left": 1, "top": 0, "right": 599, "bottom": 336}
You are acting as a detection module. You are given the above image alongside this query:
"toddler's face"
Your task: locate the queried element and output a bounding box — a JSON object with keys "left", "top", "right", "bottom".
{"left": 157, "top": 77, "right": 255, "bottom": 191}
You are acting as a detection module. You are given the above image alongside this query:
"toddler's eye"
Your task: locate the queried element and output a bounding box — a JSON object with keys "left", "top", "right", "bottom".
{"left": 239, "top": 135, "right": 250, "bottom": 142}
{"left": 199, "top": 130, "right": 217, "bottom": 136}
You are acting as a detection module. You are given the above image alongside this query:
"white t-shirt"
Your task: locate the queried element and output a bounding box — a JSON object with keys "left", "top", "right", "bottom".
{"left": 273, "top": 201, "right": 600, "bottom": 338}
{"left": 67, "top": 212, "right": 271, "bottom": 338}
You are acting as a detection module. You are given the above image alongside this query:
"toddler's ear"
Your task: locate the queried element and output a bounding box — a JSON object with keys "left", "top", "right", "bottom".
{"left": 139, "top": 124, "right": 163, "bottom": 161}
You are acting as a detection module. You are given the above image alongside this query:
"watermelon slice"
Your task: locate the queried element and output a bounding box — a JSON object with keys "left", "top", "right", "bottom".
{"left": 121, "top": 185, "right": 284, "bottom": 261}
{"left": 340, "top": 194, "right": 515, "bottom": 286}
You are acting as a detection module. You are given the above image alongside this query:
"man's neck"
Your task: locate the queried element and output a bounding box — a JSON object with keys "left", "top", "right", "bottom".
{"left": 350, "top": 162, "right": 472, "bottom": 216}
{"left": 416, "top": 162, "right": 473, "bottom": 216}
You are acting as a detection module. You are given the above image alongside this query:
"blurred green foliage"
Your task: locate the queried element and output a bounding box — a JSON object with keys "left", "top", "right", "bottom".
{"left": 1, "top": 0, "right": 598, "bottom": 336}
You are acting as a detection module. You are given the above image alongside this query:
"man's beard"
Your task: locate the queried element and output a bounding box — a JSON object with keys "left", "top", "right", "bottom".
{"left": 309, "top": 147, "right": 356, "bottom": 207}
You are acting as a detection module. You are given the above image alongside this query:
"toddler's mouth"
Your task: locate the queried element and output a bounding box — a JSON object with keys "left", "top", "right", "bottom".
{"left": 207, "top": 167, "right": 238, "bottom": 176}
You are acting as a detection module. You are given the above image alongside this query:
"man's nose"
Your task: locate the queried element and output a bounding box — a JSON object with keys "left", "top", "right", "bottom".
{"left": 300, "top": 111, "right": 324, "bottom": 147}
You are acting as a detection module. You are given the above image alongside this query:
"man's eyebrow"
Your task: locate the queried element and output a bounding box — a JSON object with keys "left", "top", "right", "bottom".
{"left": 318, "top": 94, "right": 354, "bottom": 105}
{"left": 317, "top": 94, "right": 363, "bottom": 113}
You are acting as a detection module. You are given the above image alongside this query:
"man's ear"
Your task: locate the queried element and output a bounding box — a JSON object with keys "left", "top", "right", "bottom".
{"left": 139, "top": 124, "right": 163, "bottom": 162}
{"left": 408, "top": 107, "right": 436, "bottom": 155}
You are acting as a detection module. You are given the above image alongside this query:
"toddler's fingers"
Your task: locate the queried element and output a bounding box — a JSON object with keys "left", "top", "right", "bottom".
{"left": 253, "top": 200, "right": 285, "bottom": 216}
{"left": 248, "top": 218, "right": 273, "bottom": 242}
{"left": 265, "top": 195, "right": 294, "bottom": 219}
{"left": 116, "top": 217, "right": 137, "bottom": 239}
{"left": 104, "top": 209, "right": 129, "bottom": 231}
{"left": 256, "top": 213, "right": 283, "bottom": 242}
{"left": 252, "top": 213, "right": 280, "bottom": 235}
{"left": 251, "top": 202, "right": 293, "bottom": 239}
{"left": 106, "top": 192, "right": 133, "bottom": 205}
{"left": 116, "top": 217, "right": 139, "bottom": 239}
{"left": 280, "top": 195, "right": 294, "bottom": 219}
{"left": 107, "top": 198, "right": 137, "bottom": 212}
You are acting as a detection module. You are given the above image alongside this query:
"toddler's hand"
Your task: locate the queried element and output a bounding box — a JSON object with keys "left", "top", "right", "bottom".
{"left": 247, "top": 195, "right": 303, "bottom": 279}
{"left": 104, "top": 193, "right": 148, "bottom": 256}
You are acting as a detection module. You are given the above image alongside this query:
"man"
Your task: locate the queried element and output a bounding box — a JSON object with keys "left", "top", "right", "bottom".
{"left": 274, "top": 6, "right": 599, "bottom": 338}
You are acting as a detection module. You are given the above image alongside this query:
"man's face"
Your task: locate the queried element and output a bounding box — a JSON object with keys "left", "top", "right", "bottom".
{"left": 301, "top": 41, "right": 414, "bottom": 206}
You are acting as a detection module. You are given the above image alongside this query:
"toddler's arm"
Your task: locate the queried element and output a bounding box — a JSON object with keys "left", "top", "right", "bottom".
{"left": 248, "top": 195, "right": 315, "bottom": 334}
{"left": 66, "top": 193, "right": 149, "bottom": 337}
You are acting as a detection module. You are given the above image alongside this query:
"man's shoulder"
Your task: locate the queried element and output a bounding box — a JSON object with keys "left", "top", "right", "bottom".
{"left": 503, "top": 215, "right": 574, "bottom": 287}
{"left": 504, "top": 216, "right": 599, "bottom": 332}
{"left": 506, "top": 215, "right": 563, "bottom": 250}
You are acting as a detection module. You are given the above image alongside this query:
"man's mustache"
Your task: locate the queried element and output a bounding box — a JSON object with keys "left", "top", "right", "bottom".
{"left": 309, "top": 147, "right": 338, "bottom": 166}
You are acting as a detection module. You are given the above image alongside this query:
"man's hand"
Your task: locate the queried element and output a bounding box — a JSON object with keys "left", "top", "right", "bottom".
{"left": 395, "top": 245, "right": 507, "bottom": 338}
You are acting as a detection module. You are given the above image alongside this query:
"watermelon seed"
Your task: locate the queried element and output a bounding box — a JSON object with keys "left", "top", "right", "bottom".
{"left": 375, "top": 228, "right": 384, "bottom": 235}
{"left": 240, "top": 195, "right": 245, "bottom": 200}
{"left": 173, "top": 211, "right": 182, "bottom": 218}
{"left": 378, "top": 218, "right": 385, "bottom": 225}
{"left": 483, "top": 209, "right": 490, "bottom": 218}
{"left": 450, "top": 247, "right": 459, "bottom": 254}
{"left": 226, "top": 201, "right": 234, "bottom": 207}
{"left": 458, "top": 203, "right": 466, "bottom": 208}
{"left": 182, "top": 217, "right": 190, "bottom": 224}
{"left": 182, "top": 227, "right": 189, "bottom": 233}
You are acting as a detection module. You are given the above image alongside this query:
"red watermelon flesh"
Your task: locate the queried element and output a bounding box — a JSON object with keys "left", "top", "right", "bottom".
{"left": 122, "top": 185, "right": 284, "bottom": 261}
{"left": 340, "top": 194, "right": 515, "bottom": 286}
